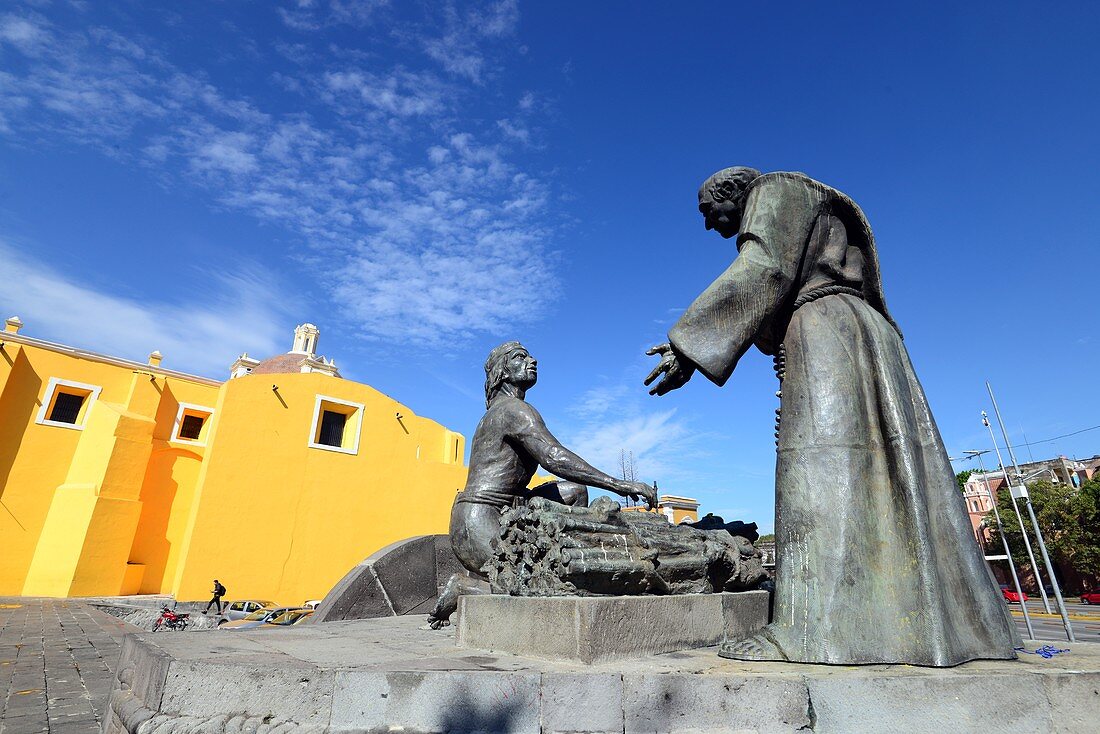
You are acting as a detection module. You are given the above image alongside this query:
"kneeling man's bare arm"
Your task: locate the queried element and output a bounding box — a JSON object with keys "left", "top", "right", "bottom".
{"left": 506, "top": 401, "right": 657, "bottom": 508}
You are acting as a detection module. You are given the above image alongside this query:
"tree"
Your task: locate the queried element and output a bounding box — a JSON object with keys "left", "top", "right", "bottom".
{"left": 618, "top": 450, "right": 637, "bottom": 482}
{"left": 986, "top": 477, "right": 1100, "bottom": 591}
{"left": 956, "top": 470, "right": 974, "bottom": 492}
{"left": 618, "top": 450, "right": 638, "bottom": 506}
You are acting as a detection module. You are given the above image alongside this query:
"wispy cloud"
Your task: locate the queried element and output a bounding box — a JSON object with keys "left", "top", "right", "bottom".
{"left": 554, "top": 354, "right": 764, "bottom": 508}
{"left": 562, "top": 392, "right": 772, "bottom": 526}
{"left": 557, "top": 366, "right": 723, "bottom": 492}
{"left": 0, "top": 2, "right": 553, "bottom": 349}
{"left": 276, "top": 0, "right": 390, "bottom": 31}
{"left": 567, "top": 408, "right": 692, "bottom": 483}
{"left": 570, "top": 384, "right": 631, "bottom": 420}
{"left": 418, "top": 1, "right": 519, "bottom": 84}
{"left": 0, "top": 12, "right": 50, "bottom": 54}
{"left": 0, "top": 240, "right": 293, "bottom": 377}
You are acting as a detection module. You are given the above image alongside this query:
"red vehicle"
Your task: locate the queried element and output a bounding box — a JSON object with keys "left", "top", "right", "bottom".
{"left": 1000, "top": 585, "right": 1028, "bottom": 603}
{"left": 152, "top": 606, "right": 190, "bottom": 631}
{"left": 1081, "top": 591, "right": 1100, "bottom": 605}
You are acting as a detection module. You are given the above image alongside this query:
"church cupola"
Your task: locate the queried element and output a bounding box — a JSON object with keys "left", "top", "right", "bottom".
{"left": 233, "top": 322, "right": 340, "bottom": 379}
{"left": 291, "top": 323, "right": 320, "bottom": 356}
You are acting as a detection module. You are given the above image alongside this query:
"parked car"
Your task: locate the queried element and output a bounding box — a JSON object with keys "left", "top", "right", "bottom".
{"left": 250, "top": 609, "right": 314, "bottom": 629}
{"left": 221, "top": 600, "right": 276, "bottom": 621}
{"left": 219, "top": 606, "right": 303, "bottom": 631}
{"left": 303, "top": 600, "right": 323, "bottom": 610}
{"left": 1081, "top": 591, "right": 1100, "bottom": 605}
{"left": 1000, "top": 585, "right": 1028, "bottom": 603}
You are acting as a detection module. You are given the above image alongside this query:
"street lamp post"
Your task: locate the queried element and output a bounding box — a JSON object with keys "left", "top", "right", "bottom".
{"left": 986, "top": 383, "right": 1075, "bottom": 642}
{"left": 964, "top": 449, "right": 1034, "bottom": 640}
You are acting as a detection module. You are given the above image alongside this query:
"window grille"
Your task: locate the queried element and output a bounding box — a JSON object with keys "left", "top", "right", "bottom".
{"left": 178, "top": 414, "right": 205, "bottom": 440}
{"left": 318, "top": 410, "right": 347, "bottom": 447}
{"left": 49, "top": 392, "right": 86, "bottom": 424}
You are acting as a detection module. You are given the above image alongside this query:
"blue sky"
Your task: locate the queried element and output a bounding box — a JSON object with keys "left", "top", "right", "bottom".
{"left": 2, "top": 1, "right": 1098, "bottom": 531}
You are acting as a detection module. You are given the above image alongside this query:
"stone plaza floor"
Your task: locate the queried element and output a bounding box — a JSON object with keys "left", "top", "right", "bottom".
{"left": 0, "top": 598, "right": 137, "bottom": 734}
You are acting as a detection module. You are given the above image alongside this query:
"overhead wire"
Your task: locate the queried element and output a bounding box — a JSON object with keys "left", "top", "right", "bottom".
{"left": 951, "top": 423, "right": 1100, "bottom": 461}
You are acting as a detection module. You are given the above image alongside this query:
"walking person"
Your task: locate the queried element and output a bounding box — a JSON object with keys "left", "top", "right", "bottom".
{"left": 204, "top": 578, "right": 226, "bottom": 614}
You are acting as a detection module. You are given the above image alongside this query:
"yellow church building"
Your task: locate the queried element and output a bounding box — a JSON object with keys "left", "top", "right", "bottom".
{"left": 621, "top": 495, "right": 699, "bottom": 524}
{"left": 0, "top": 316, "right": 466, "bottom": 604}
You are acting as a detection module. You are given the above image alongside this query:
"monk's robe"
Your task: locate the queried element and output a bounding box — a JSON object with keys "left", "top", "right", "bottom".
{"left": 669, "top": 171, "right": 1019, "bottom": 666}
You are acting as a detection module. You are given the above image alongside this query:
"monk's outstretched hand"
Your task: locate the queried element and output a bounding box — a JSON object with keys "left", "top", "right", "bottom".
{"left": 644, "top": 343, "right": 695, "bottom": 396}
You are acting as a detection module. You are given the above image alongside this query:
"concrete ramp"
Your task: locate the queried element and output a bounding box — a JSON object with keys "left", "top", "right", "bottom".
{"left": 311, "top": 534, "right": 462, "bottom": 622}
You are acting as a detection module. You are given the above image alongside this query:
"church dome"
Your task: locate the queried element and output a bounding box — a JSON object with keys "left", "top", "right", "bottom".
{"left": 250, "top": 353, "right": 313, "bottom": 375}
{"left": 228, "top": 323, "right": 341, "bottom": 379}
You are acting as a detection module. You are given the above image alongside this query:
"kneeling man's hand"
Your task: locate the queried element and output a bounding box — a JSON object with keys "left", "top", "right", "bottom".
{"left": 621, "top": 480, "right": 658, "bottom": 509}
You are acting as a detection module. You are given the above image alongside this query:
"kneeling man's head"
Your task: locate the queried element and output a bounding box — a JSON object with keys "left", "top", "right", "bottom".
{"left": 484, "top": 341, "right": 537, "bottom": 408}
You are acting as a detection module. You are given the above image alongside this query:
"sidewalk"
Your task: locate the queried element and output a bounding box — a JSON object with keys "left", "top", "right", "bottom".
{"left": 1010, "top": 600, "right": 1100, "bottom": 621}
{"left": 1011, "top": 608, "right": 1100, "bottom": 620}
{"left": 0, "top": 598, "right": 138, "bottom": 734}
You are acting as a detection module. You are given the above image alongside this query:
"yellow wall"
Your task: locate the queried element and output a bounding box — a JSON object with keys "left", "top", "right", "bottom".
{"left": 126, "top": 378, "right": 217, "bottom": 594}
{"left": 622, "top": 501, "right": 699, "bottom": 525}
{"left": 0, "top": 341, "right": 170, "bottom": 595}
{"left": 668, "top": 507, "right": 699, "bottom": 524}
{"left": 169, "top": 372, "right": 466, "bottom": 604}
{"left": 0, "top": 331, "right": 467, "bottom": 603}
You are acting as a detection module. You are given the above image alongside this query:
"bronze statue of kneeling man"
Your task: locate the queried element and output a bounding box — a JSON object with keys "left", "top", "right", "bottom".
{"left": 427, "top": 341, "right": 657, "bottom": 629}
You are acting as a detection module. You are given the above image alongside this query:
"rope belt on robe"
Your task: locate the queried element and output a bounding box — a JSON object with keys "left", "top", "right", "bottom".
{"left": 773, "top": 285, "right": 865, "bottom": 446}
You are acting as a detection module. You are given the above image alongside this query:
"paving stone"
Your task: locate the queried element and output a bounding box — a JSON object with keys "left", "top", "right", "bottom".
{"left": 1, "top": 598, "right": 137, "bottom": 733}
{"left": 48, "top": 702, "right": 95, "bottom": 717}
{"left": 49, "top": 721, "right": 99, "bottom": 734}
{"left": 0, "top": 712, "right": 49, "bottom": 732}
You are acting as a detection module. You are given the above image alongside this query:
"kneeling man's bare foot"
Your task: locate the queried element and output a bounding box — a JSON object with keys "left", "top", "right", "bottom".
{"left": 426, "top": 614, "right": 450, "bottom": 630}
{"left": 718, "top": 626, "right": 790, "bottom": 662}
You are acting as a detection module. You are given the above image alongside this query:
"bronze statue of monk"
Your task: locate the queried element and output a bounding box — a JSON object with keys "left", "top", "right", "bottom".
{"left": 645, "top": 167, "right": 1019, "bottom": 666}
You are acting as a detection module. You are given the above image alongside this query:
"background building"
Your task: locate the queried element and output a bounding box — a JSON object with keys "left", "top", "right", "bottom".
{"left": 962, "top": 454, "right": 1099, "bottom": 544}
{"left": 961, "top": 454, "right": 1100, "bottom": 591}
{"left": 621, "top": 494, "right": 699, "bottom": 524}
{"left": 0, "top": 317, "right": 466, "bottom": 604}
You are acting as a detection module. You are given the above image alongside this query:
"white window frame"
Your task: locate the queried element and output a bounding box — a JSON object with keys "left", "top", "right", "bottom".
{"left": 170, "top": 402, "right": 216, "bottom": 447}
{"left": 308, "top": 394, "right": 364, "bottom": 455}
{"left": 35, "top": 377, "right": 102, "bottom": 431}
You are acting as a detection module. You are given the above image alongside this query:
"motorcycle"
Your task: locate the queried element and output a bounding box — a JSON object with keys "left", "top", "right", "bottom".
{"left": 151, "top": 606, "right": 190, "bottom": 632}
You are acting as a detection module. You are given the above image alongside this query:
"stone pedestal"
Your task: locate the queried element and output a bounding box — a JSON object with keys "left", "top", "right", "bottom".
{"left": 456, "top": 591, "right": 768, "bottom": 663}
{"left": 104, "top": 615, "right": 1100, "bottom": 733}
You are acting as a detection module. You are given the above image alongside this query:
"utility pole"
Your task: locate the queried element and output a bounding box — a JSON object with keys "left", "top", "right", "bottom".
{"left": 986, "top": 382, "right": 1074, "bottom": 642}
{"left": 983, "top": 411, "right": 1050, "bottom": 613}
{"left": 964, "top": 449, "right": 1034, "bottom": 640}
